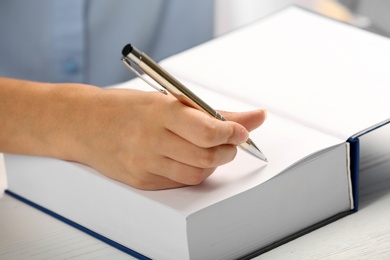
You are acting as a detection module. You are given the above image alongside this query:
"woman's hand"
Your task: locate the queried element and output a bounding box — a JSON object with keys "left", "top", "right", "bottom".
{"left": 0, "top": 78, "right": 266, "bottom": 190}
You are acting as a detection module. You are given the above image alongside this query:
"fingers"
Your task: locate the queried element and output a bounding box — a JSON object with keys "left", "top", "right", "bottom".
{"left": 164, "top": 100, "right": 267, "bottom": 149}
{"left": 123, "top": 170, "right": 187, "bottom": 190}
{"left": 159, "top": 129, "right": 238, "bottom": 168}
{"left": 164, "top": 102, "right": 249, "bottom": 148}
{"left": 137, "top": 107, "right": 266, "bottom": 190}
{"left": 148, "top": 157, "right": 217, "bottom": 186}
{"left": 114, "top": 152, "right": 219, "bottom": 190}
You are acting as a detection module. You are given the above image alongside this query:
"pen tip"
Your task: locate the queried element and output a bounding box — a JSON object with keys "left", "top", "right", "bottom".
{"left": 240, "top": 142, "right": 268, "bottom": 162}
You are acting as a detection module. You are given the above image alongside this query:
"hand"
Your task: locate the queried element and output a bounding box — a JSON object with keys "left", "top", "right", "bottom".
{"left": 73, "top": 88, "right": 266, "bottom": 190}
{"left": 0, "top": 79, "right": 267, "bottom": 190}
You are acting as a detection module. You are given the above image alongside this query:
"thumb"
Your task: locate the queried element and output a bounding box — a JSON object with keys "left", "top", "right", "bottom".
{"left": 220, "top": 109, "right": 267, "bottom": 132}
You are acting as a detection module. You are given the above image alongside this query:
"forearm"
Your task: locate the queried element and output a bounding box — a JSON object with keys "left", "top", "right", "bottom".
{"left": 0, "top": 77, "right": 100, "bottom": 160}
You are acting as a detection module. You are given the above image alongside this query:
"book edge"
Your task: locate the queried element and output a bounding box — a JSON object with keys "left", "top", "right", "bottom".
{"left": 4, "top": 190, "right": 151, "bottom": 260}
{"left": 239, "top": 210, "right": 353, "bottom": 259}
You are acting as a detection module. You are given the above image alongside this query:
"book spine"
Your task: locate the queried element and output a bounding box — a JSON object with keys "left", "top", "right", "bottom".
{"left": 347, "top": 137, "right": 360, "bottom": 211}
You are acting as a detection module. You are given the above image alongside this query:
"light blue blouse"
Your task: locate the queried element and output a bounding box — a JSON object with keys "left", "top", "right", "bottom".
{"left": 0, "top": 0, "right": 214, "bottom": 86}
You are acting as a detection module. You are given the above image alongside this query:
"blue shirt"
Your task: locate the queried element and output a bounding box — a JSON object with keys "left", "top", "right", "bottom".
{"left": 0, "top": 0, "right": 214, "bottom": 87}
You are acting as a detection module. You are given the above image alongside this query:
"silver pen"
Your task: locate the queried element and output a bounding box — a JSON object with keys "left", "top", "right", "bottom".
{"left": 121, "top": 44, "right": 267, "bottom": 162}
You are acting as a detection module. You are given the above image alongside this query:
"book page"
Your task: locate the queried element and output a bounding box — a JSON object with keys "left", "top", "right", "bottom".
{"left": 160, "top": 6, "right": 390, "bottom": 140}
{"left": 358, "top": 123, "right": 390, "bottom": 207}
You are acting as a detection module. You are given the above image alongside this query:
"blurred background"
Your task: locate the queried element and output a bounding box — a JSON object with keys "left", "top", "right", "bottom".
{"left": 215, "top": 0, "right": 390, "bottom": 38}
{"left": 1, "top": 0, "right": 389, "bottom": 194}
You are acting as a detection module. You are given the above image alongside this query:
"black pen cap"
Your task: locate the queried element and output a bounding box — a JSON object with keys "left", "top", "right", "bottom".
{"left": 122, "top": 44, "right": 133, "bottom": 56}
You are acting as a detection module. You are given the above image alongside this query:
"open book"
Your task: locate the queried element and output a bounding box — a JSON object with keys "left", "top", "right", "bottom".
{"left": 5, "top": 6, "right": 390, "bottom": 260}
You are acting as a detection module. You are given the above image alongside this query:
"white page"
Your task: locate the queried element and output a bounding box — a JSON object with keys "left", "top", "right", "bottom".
{"left": 113, "top": 78, "right": 345, "bottom": 215}
{"left": 160, "top": 6, "right": 390, "bottom": 140}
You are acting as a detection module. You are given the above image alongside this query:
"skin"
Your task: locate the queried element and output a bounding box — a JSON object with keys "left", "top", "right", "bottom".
{"left": 0, "top": 77, "right": 266, "bottom": 190}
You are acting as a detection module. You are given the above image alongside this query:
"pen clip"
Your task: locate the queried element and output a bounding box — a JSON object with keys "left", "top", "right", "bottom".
{"left": 121, "top": 57, "right": 168, "bottom": 95}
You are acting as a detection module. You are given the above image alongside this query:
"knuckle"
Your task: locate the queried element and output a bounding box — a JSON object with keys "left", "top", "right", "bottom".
{"left": 225, "top": 123, "right": 237, "bottom": 143}
{"left": 189, "top": 173, "right": 204, "bottom": 185}
{"left": 198, "top": 120, "right": 220, "bottom": 146}
{"left": 118, "top": 168, "right": 151, "bottom": 190}
{"left": 186, "top": 168, "right": 212, "bottom": 185}
{"left": 226, "top": 146, "right": 238, "bottom": 163}
{"left": 197, "top": 145, "right": 238, "bottom": 168}
{"left": 198, "top": 148, "right": 219, "bottom": 167}
{"left": 129, "top": 178, "right": 150, "bottom": 190}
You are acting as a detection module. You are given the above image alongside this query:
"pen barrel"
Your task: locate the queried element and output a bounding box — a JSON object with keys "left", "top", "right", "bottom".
{"left": 138, "top": 53, "right": 225, "bottom": 120}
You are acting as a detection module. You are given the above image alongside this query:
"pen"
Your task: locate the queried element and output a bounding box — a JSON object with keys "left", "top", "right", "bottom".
{"left": 121, "top": 44, "right": 267, "bottom": 162}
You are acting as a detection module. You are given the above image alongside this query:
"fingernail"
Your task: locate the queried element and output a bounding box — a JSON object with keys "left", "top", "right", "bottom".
{"left": 261, "top": 109, "right": 267, "bottom": 119}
